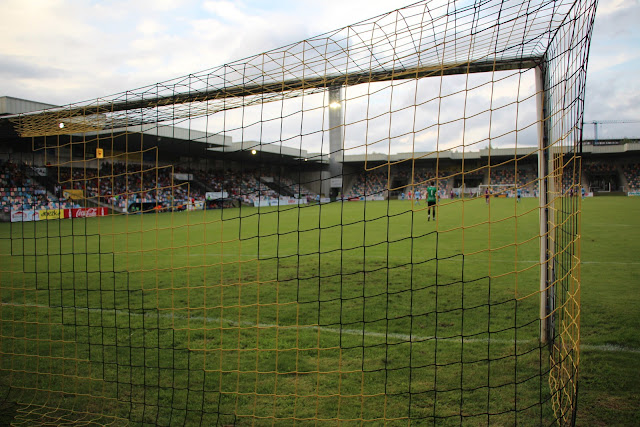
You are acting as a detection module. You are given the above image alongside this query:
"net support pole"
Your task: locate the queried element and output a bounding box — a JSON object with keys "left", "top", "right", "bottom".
{"left": 536, "top": 65, "right": 549, "bottom": 344}
{"left": 327, "top": 86, "right": 344, "bottom": 200}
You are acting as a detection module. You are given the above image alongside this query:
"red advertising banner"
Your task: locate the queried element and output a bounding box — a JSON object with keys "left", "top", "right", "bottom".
{"left": 64, "top": 207, "right": 108, "bottom": 219}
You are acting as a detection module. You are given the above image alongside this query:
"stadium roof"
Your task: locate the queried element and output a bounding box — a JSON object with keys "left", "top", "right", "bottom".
{"left": 0, "top": 96, "right": 57, "bottom": 116}
{"left": 3, "top": 96, "right": 639, "bottom": 165}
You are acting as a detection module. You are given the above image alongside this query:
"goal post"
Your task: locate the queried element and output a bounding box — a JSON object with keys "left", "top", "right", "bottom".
{"left": 536, "top": 64, "right": 551, "bottom": 346}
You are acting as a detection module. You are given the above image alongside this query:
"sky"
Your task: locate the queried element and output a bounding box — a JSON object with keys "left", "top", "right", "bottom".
{"left": 1, "top": 0, "right": 638, "bottom": 153}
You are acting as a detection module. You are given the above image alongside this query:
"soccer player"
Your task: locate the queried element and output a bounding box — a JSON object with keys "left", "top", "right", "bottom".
{"left": 485, "top": 187, "right": 490, "bottom": 204}
{"left": 414, "top": 189, "right": 421, "bottom": 205}
{"left": 426, "top": 181, "right": 438, "bottom": 221}
{"left": 517, "top": 187, "right": 522, "bottom": 203}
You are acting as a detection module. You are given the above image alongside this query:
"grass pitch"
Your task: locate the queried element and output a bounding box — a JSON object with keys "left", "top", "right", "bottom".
{"left": 575, "top": 196, "right": 640, "bottom": 426}
{"left": 1, "top": 196, "right": 636, "bottom": 425}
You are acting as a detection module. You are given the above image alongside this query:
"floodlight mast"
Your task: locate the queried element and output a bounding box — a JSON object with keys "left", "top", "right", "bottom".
{"left": 328, "top": 86, "right": 344, "bottom": 200}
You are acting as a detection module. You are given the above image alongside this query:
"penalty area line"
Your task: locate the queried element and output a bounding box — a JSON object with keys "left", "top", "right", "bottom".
{"left": 2, "top": 302, "right": 532, "bottom": 345}
{"left": 3, "top": 302, "right": 639, "bottom": 353}
{"left": 161, "top": 253, "right": 640, "bottom": 265}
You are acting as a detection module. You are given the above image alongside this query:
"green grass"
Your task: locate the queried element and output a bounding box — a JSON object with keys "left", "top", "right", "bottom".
{"left": 576, "top": 197, "right": 640, "bottom": 426}
{"left": 0, "top": 196, "right": 637, "bottom": 425}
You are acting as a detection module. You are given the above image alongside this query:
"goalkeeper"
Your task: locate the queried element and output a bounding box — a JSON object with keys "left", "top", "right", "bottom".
{"left": 426, "top": 181, "right": 438, "bottom": 221}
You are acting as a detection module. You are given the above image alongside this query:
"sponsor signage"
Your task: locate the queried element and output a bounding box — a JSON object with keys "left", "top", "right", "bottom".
{"left": 251, "top": 198, "right": 309, "bottom": 207}
{"left": 628, "top": 191, "right": 640, "bottom": 196}
{"left": 205, "top": 191, "right": 229, "bottom": 200}
{"left": 593, "top": 140, "right": 623, "bottom": 146}
{"left": 10, "top": 209, "right": 39, "bottom": 222}
{"left": 10, "top": 208, "right": 108, "bottom": 222}
{"left": 287, "top": 199, "right": 308, "bottom": 205}
{"left": 63, "top": 189, "right": 84, "bottom": 200}
{"left": 65, "top": 207, "right": 108, "bottom": 218}
{"left": 39, "top": 209, "right": 63, "bottom": 220}
{"left": 174, "top": 173, "right": 193, "bottom": 181}
{"left": 354, "top": 195, "right": 385, "bottom": 201}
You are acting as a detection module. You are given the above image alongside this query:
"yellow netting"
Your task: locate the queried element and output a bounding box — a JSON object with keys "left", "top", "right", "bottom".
{"left": 0, "top": 0, "right": 595, "bottom": 425}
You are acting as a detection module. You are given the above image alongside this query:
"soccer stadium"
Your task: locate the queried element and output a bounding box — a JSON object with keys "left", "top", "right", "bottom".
{"left": 0, "top": 0, "right": 638, "bottom": 425}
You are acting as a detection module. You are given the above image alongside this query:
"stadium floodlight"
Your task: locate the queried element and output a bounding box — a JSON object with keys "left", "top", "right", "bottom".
{"left": 0, "top": 0, "right": 596, "bottom": 425}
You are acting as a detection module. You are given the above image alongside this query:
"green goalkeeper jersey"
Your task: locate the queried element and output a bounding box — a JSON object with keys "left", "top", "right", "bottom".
{"left": 427, "top": 186, "right": 437, "bottom": 202}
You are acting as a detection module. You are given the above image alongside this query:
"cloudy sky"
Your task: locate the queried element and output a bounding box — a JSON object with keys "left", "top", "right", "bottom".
{"left": 1, "top": 0, "right": 638, "bottom": 153}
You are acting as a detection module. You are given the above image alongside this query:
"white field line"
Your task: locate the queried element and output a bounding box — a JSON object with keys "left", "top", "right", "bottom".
{"left": 155, "top": 253, "right": 640, "bottom": 266}
{"left": 580, "top": 261, "right": 640, "bottom": 265}
{"left": 2, "top": 302, "right": 639, "bottom": 354}
{"left": 0, "top": 302, "right": 534, "bottom": 345}
{"left": 580, "top": 344, "right": 640, "bottom": 354}
{"left": 27, "top": 251, "right": 640, "bottom": 265}
{"left": 589, "top": 223, "right": 636, "bottom": 227}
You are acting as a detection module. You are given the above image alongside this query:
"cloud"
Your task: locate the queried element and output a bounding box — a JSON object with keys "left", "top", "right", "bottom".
{"left": 136, "top": 19, "right": 163, "bottom": 36}
{"left": 0, "top": 57, "right": 64, "bottom": 80}
{"left": 0, "top": 0, "right": 635, "bottom": 151}
{"left": 202, "top": 1, "right": 248, "bottom": 23}
{"left": 582, "top": 0, "right": 640, "bottom": 131}
{"left": 596, "top": 0, "right": 636, "bottom": 17}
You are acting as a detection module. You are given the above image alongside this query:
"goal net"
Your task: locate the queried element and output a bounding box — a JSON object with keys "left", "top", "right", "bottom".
{"left": 0, "top": 0, "right": 595, "bottom": 425}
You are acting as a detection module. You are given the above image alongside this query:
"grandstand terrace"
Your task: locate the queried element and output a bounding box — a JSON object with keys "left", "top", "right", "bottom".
{"left": 623, "top": 163, "right": 640, "bottom": 191}
{"left": 3, "top": 142, "right": 640, "bottom": 219}
{"left": 3, "top": 96, "right": 640, "bottom": 220}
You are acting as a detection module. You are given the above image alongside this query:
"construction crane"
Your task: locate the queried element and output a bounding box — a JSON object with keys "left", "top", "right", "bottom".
{"left": 585, "top": 120, "right": 640, "bottom": 144}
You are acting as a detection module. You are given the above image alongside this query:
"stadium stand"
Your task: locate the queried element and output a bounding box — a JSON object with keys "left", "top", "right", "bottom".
{"left": 623, "top": 163, "right": 640, "bottom": 191}
{"left": 271, "top": 175, "right": 317, "bottom": 200}
{"left": 5, "top": 148, "right": 640, "bottom": 220}
{"left": 412, "top": 167, "right": 448, "bottom": 192}
{"left": 584, "top": 161, "right": 619, "bottom": 192}
{"left": 0, "top": 160, "right": 79, "bottom": 213}
{"left": 344, "top": 169, "right": 388, "bottom": 199}
{"left": 55, "top": 163, "right": 198, "bottom": 211}
{"left": 489, "top": 164, "right": 538, "bottom": 194}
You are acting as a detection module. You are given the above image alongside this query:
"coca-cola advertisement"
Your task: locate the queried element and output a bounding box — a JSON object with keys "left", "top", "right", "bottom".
{"left": 64, "top": 207, "right": 108, "bottom": 219}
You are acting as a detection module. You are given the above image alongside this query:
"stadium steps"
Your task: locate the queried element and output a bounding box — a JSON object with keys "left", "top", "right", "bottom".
{"left": 30, "top": 169, "right": 121, "bottom": 212}
{"left": 88, "top": 197, "right": 122, "bottom": 212}
{"left": 33, "top": 168, "right": 58, "bottom": 195}
{"left": 188, "top": 176, "right": 209, "bottom": 194}
{"left": 617, "top": 164, "right": 629, "bottom": 191}
{"left": 260, "top": 178, "right": 294, "bottom": 197}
